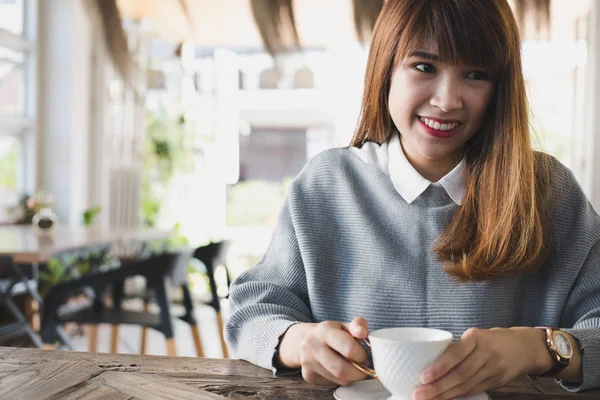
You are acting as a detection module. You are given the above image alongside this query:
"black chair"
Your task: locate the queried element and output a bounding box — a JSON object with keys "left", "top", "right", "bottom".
{"left": 40, "top": 252, "right": 195, "bottom": 356}
{"left": 136, "top": 248, "right": 208, "bottom": 357}
{"left": 191, "top": 241, "right": 232, "bottom": 358}
{"left": 0, "top": 257, "right": 44, "bottom": 348}
{"left": 139, "top": 241, "right": 233, "bottom": 358}
{"left": 135, "top": 241, "right": 232, "bottom": 358}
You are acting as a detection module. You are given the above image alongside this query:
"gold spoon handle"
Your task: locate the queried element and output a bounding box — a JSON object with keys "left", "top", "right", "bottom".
{"left": 350, "top": 360, "right": 377, "bottom": 379}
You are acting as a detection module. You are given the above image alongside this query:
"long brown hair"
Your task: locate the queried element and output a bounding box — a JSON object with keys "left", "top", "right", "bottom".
{"left": 350, "top": 0, "right": 552, "bottom": 281}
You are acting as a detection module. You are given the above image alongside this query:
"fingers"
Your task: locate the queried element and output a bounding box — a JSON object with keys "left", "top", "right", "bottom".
{"left": 300, "top": 319, "right": 370, "bottom": 386}
{"left": 415, "top": 328, "right": 522, "bottom": 400}
{"left": 347, "top": 317, "right": 369, "bottom": 339}
{"left": 414, "top": 350, "right": 490, "bottom": 400}
{"left": 432, "top": 366, "right": 502, "bottom": 400}
{"left": 415, "top": 365, "right": 493, "bottom": 400}
{"left": 301, "top": 364, "right": 339, "bottom": 386}
{"left": 420, "top": 328, "right": 479, "bottom": 385}
{"left": 321, "top": 322, "right": 368, "bottom": 365}
{"left": 317, "top": 344, "right": 367, "bottom": 384}
{"left": 301, "top": 332, "right": 347, "bottom": 386}
{"left": 302, "top": 356, "right": 350, "bottom": 386}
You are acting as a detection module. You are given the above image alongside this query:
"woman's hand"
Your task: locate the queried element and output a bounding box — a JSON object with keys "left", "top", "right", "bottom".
{"left": 412, "top": 327, "right": 552, "bottom": 400}
{"left": 277, "top": 317, "right": 370, "bottom": 386}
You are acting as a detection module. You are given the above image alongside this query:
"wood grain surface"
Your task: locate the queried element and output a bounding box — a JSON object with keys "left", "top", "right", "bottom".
{"left": 1, "top": 346, "right": 599, "bottom": 399}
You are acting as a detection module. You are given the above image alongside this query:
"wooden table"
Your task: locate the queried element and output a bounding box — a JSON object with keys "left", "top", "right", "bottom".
{"left": 1, "top": 347, "right": 599, "bottom": 399}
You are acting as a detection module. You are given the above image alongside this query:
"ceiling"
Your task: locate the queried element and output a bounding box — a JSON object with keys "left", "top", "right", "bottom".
{"left": 117, "top": 0, "right": 593, "bottom": 50}
{"left": 117, "top": 0, "right": 360, "bottom": 48}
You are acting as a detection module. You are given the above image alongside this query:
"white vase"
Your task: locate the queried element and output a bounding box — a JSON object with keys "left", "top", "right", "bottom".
{"left": 32, "top": 207, "right": 58, "bottom": 236}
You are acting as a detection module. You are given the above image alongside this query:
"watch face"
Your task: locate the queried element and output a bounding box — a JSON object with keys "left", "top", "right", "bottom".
{"left": 553, "top": 332, "right": 572, "bottom": 357}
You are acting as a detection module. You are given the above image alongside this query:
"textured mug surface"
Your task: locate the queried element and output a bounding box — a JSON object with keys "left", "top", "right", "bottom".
{"left": 369, "top": 327, "right": 453, "bottom": 400}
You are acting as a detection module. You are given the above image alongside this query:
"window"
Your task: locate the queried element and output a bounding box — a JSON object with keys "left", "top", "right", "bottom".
{"left": 0, "top": 134, "right": 20, "bottom": 195}
{"left": 0, "top": 46, "right": 26, "bottom": 112}
{"left": 0, "top": 0, "right": 35, "bottom": 216}
{"left": 0, "top": 0, "right": 24, "bottom": 36}
{"left": 521, "top": 0, "right": 591, "bottom": 172}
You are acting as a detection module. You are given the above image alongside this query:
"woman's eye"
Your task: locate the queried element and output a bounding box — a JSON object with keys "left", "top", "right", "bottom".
{"left": 466, "top": 70, "right": 489, "bottom": 80}
{"left": 414, "top": 63, "right": 436, "bottom": 73}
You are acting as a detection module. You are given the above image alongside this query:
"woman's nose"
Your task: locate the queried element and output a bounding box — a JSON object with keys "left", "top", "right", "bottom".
{"left": 430, "top": 77, "right": 463, "bottom": 112}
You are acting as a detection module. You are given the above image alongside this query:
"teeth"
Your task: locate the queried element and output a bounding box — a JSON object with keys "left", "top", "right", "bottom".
{"left": 420, "top": 117, "right": 459, "bottom": 131}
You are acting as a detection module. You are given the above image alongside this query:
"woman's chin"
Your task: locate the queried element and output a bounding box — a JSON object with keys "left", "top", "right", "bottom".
{"left": 415, "top": 146, "right": 462, "bottom": 163}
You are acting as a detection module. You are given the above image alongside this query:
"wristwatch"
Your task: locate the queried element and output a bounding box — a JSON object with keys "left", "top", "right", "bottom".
{"left": 536, "top": 327, "right": 573, "bottom": 377}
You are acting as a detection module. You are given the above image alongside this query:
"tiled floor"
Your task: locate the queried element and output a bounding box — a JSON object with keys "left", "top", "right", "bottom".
{"left": 68, "top": 299, "right": 231, "bottom": 359}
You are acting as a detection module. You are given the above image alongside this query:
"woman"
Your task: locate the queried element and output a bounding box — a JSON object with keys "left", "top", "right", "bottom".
{"left": 225, "top": 0, "right": 600, "bottom": 398}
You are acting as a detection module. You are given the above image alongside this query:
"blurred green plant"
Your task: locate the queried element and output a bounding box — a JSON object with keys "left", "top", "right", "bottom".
{"left": 166, "top": 222, "right": 190, "bottom": 250}
{"left": 38, "top": 258, "right": 70, "bottom": 295}
{"left": 0, "top": 138, "right": 18, "bottom": 190}
{"left": 82, "top": 206, "right": 102, "bottom": 226}
{"left": 14, "top": 193, "right": 35, "bottom": 224}
{"left": 145, "top": 222, "right": 190, "bottom": 254}
{"left": 12, "top": 192, "right": 57, "bottom": 224}
{"left": 38, "top": 248, "right": 115, "bottom": 296}
{"left": 141, "top": 107, "right": 195, "bottom": 227}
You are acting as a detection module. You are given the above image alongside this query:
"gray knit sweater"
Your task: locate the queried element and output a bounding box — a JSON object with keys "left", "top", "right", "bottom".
{"left": 225, "top": 146, "right": 600, "bottom": 391}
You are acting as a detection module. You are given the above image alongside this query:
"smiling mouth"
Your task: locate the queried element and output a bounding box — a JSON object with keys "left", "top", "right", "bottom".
{"left": 418, "top": 116, "right": 461, "bottom": 131}
{"left": 417, "top": 116, "right": 461, "bottom": 138}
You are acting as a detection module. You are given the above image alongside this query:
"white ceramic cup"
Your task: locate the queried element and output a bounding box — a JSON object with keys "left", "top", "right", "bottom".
{"left": 351, "top": 327, "right": 454, "bottom": 400}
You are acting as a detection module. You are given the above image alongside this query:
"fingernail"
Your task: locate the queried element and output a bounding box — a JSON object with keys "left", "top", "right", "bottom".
{"left": 421, "top": 371, "right": 433, "bottom": 384}
{"left": 414, "top": 391, "right": 427, "bottom": 400}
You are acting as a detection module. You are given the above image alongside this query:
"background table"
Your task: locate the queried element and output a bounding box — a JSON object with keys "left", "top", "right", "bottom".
{"left": 0, "top": 225, "right": 169, "bottom": 264}
{"left": 0, "top": 226, "right": 170, "bottom": 348}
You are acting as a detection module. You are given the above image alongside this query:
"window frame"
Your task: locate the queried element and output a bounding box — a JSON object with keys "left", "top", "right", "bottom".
{"left": 0, "top": 0, "right": 37, "bottom": 210}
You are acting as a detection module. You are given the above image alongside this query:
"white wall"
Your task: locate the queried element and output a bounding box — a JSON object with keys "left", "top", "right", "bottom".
{"left": 37, "top": 0, "right": 93, "bottom": 225}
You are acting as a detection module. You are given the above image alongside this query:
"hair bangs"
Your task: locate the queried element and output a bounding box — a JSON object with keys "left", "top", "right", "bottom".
{"left": 396, "top": 0, "right": 512, "bottom": 78}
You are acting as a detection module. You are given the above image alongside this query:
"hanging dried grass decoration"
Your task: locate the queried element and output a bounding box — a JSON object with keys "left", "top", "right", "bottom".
{"left": 514, "top": 0, "right": 551, "bottom": 38}
{"left": 352, "top": 0, "right": 384, "bottom": 42}
{"left": 93, "top": 0, "right": 132, "bottom": 82}
{"left": 250, "top": 0, "right": 301, "bottom": 56}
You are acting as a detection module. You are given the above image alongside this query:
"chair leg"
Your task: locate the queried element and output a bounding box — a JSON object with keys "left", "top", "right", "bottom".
{"left": 24, "top": 298, "right": 40, "bottom": 331}
{"left": 110, "top": 279, "right": 124, "bottom": 353}
{"left": 140, "top": 300, "right": 150, "bottom": 354}
{"left": 89, "top": 325, "right": 98, "bottom": 353}
{"left": 40, "top": 294, "right": 59, "bottom": 349}
{"left": 204, "top": 257, "right": 229, "bottom": 358}
{"left": 153, "top": 278, "right": 176, "bottom": 357}
{"left": 224, "top": 265, "right": 232, "bottom": 298}
{"left": 181, "top": 284, "right": 203, "bottom": 357}
{"left": 88, "top": 285, "right": 104, "bottom": 353}
{"left": 140, "top": 326, "right": 148, "bottom": 355}
{"left": 190, "top": 323, "right": 204, "bottom": 357}
{"left": 110, "top": 325, "right": 119, "bottom": 353}
{"left": 215, "top": 311, "right": 228, "bottom": 358}
{"left": 166, "top": 338, "right": 177, "bottom": 356}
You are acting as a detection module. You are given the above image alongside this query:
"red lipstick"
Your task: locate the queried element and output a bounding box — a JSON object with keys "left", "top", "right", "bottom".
{"left": 418, "top": 117, "right": 459, "bottom": 138}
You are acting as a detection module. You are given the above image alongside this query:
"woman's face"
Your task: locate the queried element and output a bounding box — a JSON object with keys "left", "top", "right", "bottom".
{"left": 388, "top": 43, "right": 496, "bottom": 181}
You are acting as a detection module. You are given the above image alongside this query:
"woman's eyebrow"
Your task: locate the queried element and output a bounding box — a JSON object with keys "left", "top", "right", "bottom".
{"left": 407, "top": 51, "right": 440, "bottom": 61}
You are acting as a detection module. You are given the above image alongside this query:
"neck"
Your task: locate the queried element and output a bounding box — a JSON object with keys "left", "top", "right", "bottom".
{"left": 399, "top": 139, "right": 458, "bottom": 182}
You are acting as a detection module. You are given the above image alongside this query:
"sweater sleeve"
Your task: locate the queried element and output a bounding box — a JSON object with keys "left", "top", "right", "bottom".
{"left": 224, "top": 193, "right": 313, "bottom": 375}
{"left": 560, "top": 238, "right": 600, "bottom": 391}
